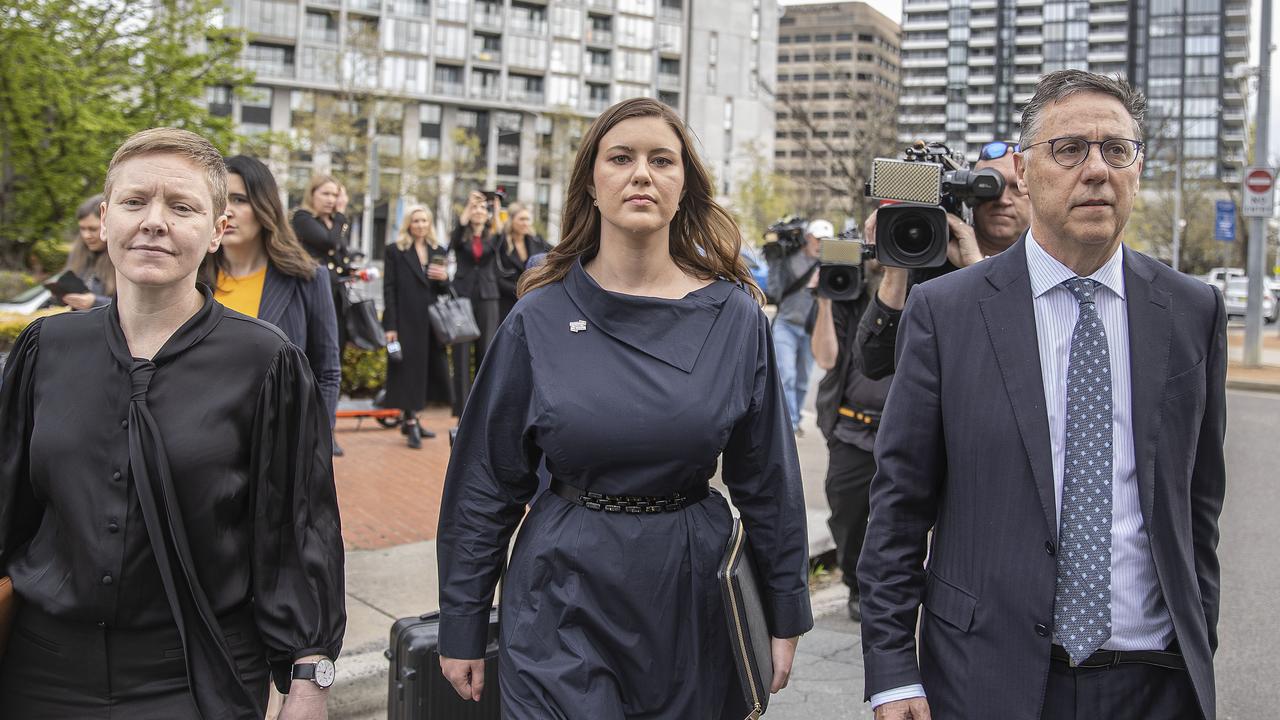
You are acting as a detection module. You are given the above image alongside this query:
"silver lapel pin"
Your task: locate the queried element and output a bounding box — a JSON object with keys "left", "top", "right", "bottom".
{"left": 569, "top": 320, "right": 587, "bottom": 333}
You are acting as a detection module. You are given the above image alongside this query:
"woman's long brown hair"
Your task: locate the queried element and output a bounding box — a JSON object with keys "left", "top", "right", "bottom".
{"left": 202, "top": 155, "right": 319, "bottom": 287}
{"left": 66, "top": 194, "right": 115, "bottom": 296}
{"left": 517, "top": 98, "right": 763, "bottom": 304}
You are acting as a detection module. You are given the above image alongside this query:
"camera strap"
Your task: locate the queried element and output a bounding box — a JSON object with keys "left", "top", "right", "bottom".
{"left": 777, "top": 260, "right": 819, "bottom": 304}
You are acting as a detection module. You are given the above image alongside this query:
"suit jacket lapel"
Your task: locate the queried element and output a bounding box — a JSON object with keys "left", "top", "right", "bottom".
{"left": 1123, "top": 248, "right": 1170, "bottom": 525}
{"left": 259, "top": 265, "right": 296, "bottom": 327}
{"left": 979, "top": 238, "right": 1058, "bottom": 539}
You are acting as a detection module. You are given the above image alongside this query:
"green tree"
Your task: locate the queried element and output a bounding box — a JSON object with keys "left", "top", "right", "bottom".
{"left": 0, "top": 0, "right": 250, "bottom": 269}
{"left": 729, "top": 140, "right": 795, "bottom": 248}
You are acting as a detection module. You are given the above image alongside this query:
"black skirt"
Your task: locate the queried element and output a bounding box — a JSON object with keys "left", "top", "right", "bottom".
{"left": 0, "top": 604, "right": 270, "bottom": 719}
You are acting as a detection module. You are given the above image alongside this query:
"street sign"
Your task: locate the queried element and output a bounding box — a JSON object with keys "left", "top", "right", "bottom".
{"left": 1214, "top": 200, "right": 1236, "bottom": 241}
{"left": 1242, "top": 167, "right": 1276, "bottom": 218}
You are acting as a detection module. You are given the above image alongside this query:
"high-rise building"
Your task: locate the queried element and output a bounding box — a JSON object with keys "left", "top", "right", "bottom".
{"left": 216, "top": 0, "right": 776, "bottom": 255}
{"left": 772, "top": 2, "right": 901, "bottom": 218}
{"left": 896, "top": 0, "right": 1248, "bottom": 183}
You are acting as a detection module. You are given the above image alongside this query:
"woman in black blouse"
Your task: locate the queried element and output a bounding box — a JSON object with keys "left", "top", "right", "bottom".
{"left": 495, "top": 202, "right": 551, "bottom": 321}
{"left": 382, "top": 205, "right": 448, "bottom": 449}
{"left": 291, "top": 174, "right": 354, "bottom": 349}
{"left": 448, "top": 190, "right": 501, "bottom": 414}
{"left": 0, "top": 128, "right": 344, "bottom": 720}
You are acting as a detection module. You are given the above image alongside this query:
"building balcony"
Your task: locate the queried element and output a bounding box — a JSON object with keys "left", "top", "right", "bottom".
{"left": 658, "top": 71, "right": 680, "bottom": 90}
{"left": 1222, "top": 131, "right": 1245, "bottom": 144}
{"left": 472, "top": 48, "right": 502, "bottom": 64}
{"left": 303, "top": 28, "right": 339, "bottom": 45}
{"left": 509, "top": 18, "right": 549, "bottom": 35}
{"left": 902, "top": 38, "right": 948, "bottom": 51}
{"left": 244, "top": 59, "right": 295, "bottom": 80}
{"left": 585, "top": 64, "right": 612, "bottom": 81}
{"left": 588, "top": 0, "right": 615, "bottom": 12}
{"left": 471, "top": 84, "right": 502, "bottom": 100}
{"left": 902, "top": 56, "right": 948, "bottom": 69}
{"left": 508, "top": 87, "right": 545, "bottom": 104}
{"left": 905, "top": 0, "right": 949, "bottom": 11}
{"left": 906, "top": 20, "right": 949, "bottom": 32}
{"left": 348, "top": 0, "right": 382, "bottom": 14}
{"left": 659, "top": 6, "right": 681, "bottom": 22}
{"left": 473, "top": 10, "right": 503, "bottom": 30}
{"left": 900, "top": 94, "right": 946, "bottom": 106}
{"left": 584, "top": 28, "right": 613, "bottom": 46}
{"left": 435, "top": 80, "right": 465, "bottom": 97}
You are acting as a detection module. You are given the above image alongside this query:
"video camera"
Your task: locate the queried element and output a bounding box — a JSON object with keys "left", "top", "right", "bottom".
{"left": 815, "top": 225, "right": 876, "bottom": 302}
{"left": 865, "top": 141, "right": 1005, "bottom": 268}
{"left": 760, "top": 216, "right": 808, "bottom": 262}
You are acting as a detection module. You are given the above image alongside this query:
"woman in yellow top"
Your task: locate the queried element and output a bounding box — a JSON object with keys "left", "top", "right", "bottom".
{"left": 207, "top": 155, "right": 342, "bottom": 451}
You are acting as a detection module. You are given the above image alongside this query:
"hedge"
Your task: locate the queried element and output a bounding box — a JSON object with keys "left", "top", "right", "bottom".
{"left": 29, "top": 239, "right": 71, "bottom": 274}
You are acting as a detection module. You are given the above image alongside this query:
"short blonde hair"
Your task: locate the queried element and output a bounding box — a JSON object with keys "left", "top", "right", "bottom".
{"left": 104, "top": 127, "right": 228, "bottom": 218}
{"left": 395, "top": 205, "right": 437, "bottom": 251}
{"left": 302, "top": 174, "right": 342, "bottom": 214}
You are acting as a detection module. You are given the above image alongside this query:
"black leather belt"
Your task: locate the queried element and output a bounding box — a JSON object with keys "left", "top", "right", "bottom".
{"left": 1050, "top": 644, "right": 1186, "bottom": 671}
{"left": 549, "top": 479, "right": 708, "bottom": 514}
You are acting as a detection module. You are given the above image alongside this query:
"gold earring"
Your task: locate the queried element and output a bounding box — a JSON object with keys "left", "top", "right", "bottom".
{"left": 592, "top": 199, "right": 598, "bottom": 207}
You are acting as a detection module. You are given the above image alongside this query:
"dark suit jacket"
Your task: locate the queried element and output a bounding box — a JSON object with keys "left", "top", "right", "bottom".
{"left": 450, "top": 224, "right": 501, "bottom": 301}
{"left": 857, "top": 238, "right": 1226, "bottom": 720}
{"left": 260, "top": 264, "right": 341, "bottom": 426}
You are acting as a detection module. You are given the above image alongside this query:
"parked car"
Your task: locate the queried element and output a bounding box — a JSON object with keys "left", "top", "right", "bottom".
{"left": 0, "top": 284, "right": 53, "bottom": 315}
{"left": 1222, "top": 278, "right": 1277, "bottom": 324}
{"left": 740, "top": 243, "right": 770, "bottom": 294}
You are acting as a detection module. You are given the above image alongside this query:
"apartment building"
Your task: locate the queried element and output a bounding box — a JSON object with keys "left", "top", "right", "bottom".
{"left": 896, "top": 0, "right": 1249, "bottom": 183}
{"left": 216, "top": 0, "right": 777, "bottom": 254}
{"left": 773, "top": 2, "right": 901, "bottom": 217}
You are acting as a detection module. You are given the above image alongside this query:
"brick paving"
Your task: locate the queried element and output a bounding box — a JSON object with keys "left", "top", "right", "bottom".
{"left": 332, "top": 406, "right": 454, "bottom": 551}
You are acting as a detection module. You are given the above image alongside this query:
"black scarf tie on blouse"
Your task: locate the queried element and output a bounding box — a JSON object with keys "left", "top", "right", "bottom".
{"left": 106, "top": 288, "right": 261, "bottom": 720}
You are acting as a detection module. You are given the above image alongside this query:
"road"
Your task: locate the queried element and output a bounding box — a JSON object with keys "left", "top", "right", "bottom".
{"left": 773, "top": 385, "right": 1280, "bottom": 719}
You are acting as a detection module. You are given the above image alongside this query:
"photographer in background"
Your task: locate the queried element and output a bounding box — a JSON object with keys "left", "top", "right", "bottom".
{"left": 859, "top": 141, "right": 1031, "bottom": 379}
{"left": 811, "top": 241, "right": 893, "bottom": 623}
{"left": 766, "top": 219, "right": 829, "bottom": 435}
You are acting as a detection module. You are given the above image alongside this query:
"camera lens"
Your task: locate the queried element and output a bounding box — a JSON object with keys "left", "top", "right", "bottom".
{"left": 890, "top": 216, "right": 935, "bottom": 258}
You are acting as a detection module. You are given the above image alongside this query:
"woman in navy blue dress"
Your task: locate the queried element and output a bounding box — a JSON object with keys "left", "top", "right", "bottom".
{"left": 435, "top": 98, "right": 813, "bottom": 718}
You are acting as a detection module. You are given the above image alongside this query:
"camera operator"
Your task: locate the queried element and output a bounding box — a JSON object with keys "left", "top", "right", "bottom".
{"left": 859, "top": 141, "right": 1031, "bottom": 379}
{"left": 811, "top": 252, "right": 893, "bottom": 622}
{"left": 767, "top": 219, "right": 831, "bottom": 435}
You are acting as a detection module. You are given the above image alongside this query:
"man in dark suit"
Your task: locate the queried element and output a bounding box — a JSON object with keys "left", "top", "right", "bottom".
{"left": 858, "top": 70, "right": 1226, "bottom": 720}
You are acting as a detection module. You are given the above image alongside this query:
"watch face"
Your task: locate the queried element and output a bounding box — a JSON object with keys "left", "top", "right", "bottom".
{"left": 314, "top": 658, "right": 336, "bottom": 688}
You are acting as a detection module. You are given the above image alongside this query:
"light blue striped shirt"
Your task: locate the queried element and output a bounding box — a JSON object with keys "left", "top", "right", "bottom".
{"left": 1025, "top": 231, "right": 1173, "bottom": 653}
{"left": 871, "top": 236, "right": 1174, "bottom": 711}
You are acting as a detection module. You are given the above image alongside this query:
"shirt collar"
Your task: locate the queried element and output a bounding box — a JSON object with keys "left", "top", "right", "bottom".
{"left": 561, "top": 257, "right": 735, "bottom": 373}
{"left": 1025, "top": 228, "right": 1126, "bottom": 300}
{"left": 104, "top": 284, "right": 225, "bottom": 368}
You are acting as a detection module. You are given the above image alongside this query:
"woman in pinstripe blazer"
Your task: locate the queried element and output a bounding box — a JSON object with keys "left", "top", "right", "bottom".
{"left": 204, "top": 155, "right": 342, "bottom": 453}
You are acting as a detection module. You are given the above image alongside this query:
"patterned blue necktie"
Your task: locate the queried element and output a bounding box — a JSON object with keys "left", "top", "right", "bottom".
{"left": 1053, "top": 277, "right": 1113, "bottom": 666}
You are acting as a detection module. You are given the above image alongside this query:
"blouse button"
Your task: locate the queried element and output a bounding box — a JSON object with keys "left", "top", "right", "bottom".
{"left": 107, "top": 521, "right": 120, "bottom": 534}
{"left": 120, "top": 419, "right": 128, "bottom": 429}
{"left": 101, "top": 574, "right": 114, "bottom": 586}
{"left": 112, "top": 470, "right": 122, "bottom": 482}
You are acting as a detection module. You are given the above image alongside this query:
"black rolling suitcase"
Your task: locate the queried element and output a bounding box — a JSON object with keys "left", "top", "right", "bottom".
{"left": 386, "top": 607, "right": 502, "bottom": 719}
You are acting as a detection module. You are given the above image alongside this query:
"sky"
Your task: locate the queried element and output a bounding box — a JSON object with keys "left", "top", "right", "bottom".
{"left": 779, "top": 0, "right": 1279, "bottom": 166}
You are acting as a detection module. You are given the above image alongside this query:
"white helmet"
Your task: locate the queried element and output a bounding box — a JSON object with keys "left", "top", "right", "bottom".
{"left": 806, "top": 219, "right": 834, "bottom": 239}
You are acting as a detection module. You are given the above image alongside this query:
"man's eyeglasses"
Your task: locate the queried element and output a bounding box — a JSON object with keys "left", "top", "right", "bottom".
{"left": 1021, "top": 136, "right": 1144, "bottom": 169}
{"left": 978, "top": 141, "right": 1019, "bottom": 161}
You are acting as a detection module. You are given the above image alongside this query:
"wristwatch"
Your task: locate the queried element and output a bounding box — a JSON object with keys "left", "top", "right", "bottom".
{"left": 292, "top": 657, "right": 336, "bottom": 688}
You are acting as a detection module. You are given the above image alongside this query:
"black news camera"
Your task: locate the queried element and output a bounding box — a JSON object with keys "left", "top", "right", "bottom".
{"left": 760, "top": 217, "right": 808, "bottom": 262}
{"left": 816, "top": 227, "right": 876, "bottom": 302}
{"left": 865, "top": 141, "right": 1005, "bottom": 268}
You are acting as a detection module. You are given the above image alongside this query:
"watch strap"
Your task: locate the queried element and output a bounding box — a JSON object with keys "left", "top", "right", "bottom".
{"left": 292, "top": 662, "right": 318, "bottom": 681}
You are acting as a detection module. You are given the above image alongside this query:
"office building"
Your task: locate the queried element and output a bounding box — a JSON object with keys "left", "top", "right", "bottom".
{"left": 896, "top": 0, "right": 1249, "bottom": 183}
{"left": 215, "top": 0, "right": 777, "bottom": 254}
{"left": 773, "top": 2, "right": 901, "bottom": 218}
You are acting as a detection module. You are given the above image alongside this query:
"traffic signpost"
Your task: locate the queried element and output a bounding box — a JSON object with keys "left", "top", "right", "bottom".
{"left": 1242, "top": 167, "right": 1276, "bottom": 219}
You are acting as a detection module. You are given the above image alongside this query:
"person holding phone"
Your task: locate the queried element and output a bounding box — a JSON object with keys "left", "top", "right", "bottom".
{"left": 448, "top": 190, "right": 502, "bottom": 414}
{"left": 60, "top": 194, "right": 115, "bottom": 310}
{"left": 383, "top": 205, "right": 449, "bottom": 449}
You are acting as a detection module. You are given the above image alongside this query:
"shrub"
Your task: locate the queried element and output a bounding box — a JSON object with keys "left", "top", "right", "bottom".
{"left": 0, "top": 271, "right": 36, "bottom": 300}
{"left": 0, "top": 309, "right": 65, "bottom": 353}
{"left": 341, "top": 345, "right": 386, "bottom": 398}
{"left": 29, "top": 238, "right": 71, "bottom": 274}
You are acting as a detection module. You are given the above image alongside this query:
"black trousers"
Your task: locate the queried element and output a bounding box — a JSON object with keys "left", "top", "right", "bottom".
{"left": 451, "top": 297, "right": 500, "bottom": 416}
{"left": 0, "top": 603, "right": 270, "bottom": 719}
{"left": 824, "top": 439, "right": 877, "bottom": 593}
{"left": 1041, "top": 655, "right": 1202, "bottom": 720}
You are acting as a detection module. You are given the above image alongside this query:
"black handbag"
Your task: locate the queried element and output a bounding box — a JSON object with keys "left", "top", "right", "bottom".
{"left": 429, "top": 287, "right": 482, "bottom": 346}
{"left": 718, "top": 518, "right": 773, "bottom": 719}
{"left": 345, "top": 295, "right": 387, "bottom": 351}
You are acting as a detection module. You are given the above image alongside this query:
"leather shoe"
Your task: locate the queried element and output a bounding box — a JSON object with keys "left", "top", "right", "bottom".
{"left": 406, "top": 423, "right": 422, "bottom": 449}
{"left": 847, "top": 596, "right": 861, "bottom": 623}
{"left": 420, "top": 427, "right": 437, "bottom": 439}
